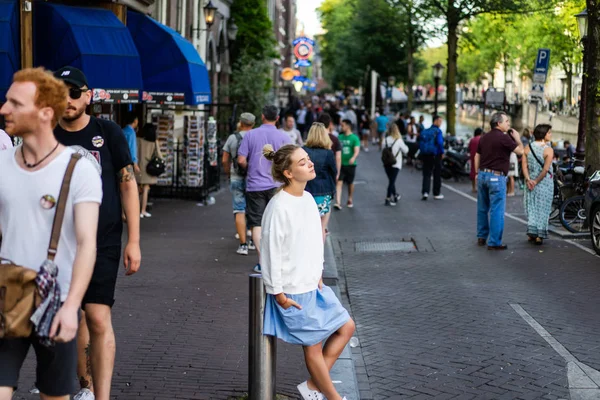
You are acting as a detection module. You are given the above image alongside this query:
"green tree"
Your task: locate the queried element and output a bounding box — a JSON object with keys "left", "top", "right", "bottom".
{"left": 318, "top": 0, "right": 425, "bottom": 108}
{"left": 227, "top": 51, "right": 272, "bottom": 119}
{"left": 423, "top": 0, "right": 556, "bottom": 135}
{"left": 317, "top": 0, "right": 361, "bottom": 88}
{"left": 230, "top": 0, "right": 277, "bottom": 62}
{"left": 227, "top": 0, "right": 277, "bottom": 117}
{"left": 389, "top": 0, "right": 428, "bottom": 112}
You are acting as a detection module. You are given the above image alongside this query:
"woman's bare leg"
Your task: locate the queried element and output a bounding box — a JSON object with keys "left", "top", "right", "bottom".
{"left": 307, "top": 319, "right": 355, "bottom": 390}
{"left": 303, "top": 344, "right": 342, "bottom": 400}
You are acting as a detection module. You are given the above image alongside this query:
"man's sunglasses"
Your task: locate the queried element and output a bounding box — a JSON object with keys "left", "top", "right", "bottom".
{"left": 69, "top": 87, "right": 89, "bottom": 100}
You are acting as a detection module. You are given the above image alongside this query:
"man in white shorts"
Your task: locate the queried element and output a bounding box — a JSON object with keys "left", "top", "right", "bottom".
{"left": 0, "top": 67, "right": 102, "bottom": 400}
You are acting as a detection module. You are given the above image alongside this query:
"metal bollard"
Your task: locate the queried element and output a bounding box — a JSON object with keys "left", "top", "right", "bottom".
{"left": 249, "top": 274, "right": 276, "bottom": 400}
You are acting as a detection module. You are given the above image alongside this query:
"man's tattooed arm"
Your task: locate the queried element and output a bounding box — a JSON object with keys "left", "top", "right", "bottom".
{"left": 118, "top": 164, "right": 135, "bottom": 183}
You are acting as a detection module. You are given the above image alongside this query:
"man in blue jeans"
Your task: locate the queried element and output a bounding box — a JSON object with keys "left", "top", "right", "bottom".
{"left": 474, "top": 112, "right": 524, "bottom": 250}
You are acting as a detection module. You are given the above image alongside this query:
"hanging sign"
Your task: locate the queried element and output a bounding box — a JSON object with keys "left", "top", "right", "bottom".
{"left": 142, "top": 91, "right": 185, "bottom": 105}
{"left": 281, "top": 68, "right": 296, "bottom": 81}
{"left": 531, "top": 48, "right": 551, "bottom": 99}
{"left": 294, "top": 59, "right": 312, "bottom": 68}
{"left": 293, "top": 37, "right": 315, "bottom": 60}
{"left": 92, "top": 89, "right": 140, "bottom": 104}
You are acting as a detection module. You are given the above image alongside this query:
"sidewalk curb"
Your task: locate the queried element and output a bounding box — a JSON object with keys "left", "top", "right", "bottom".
{"left": 324, "top": 236, "right": 361, "bottom": 400}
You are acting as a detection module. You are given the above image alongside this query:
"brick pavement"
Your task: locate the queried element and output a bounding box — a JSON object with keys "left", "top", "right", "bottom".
{"left": 329, "top": 147, "right": 600, "bottom": 399}
{"left": 13, "top": 187, "right": 307, "bottom": 399}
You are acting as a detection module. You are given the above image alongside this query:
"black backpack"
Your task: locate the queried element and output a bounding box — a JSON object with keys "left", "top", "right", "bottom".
{"left": 231, "top": 132, "right": 247, "bottom": 177}
{"left": 381, "top": 138, "right": 399, "bottom": 167}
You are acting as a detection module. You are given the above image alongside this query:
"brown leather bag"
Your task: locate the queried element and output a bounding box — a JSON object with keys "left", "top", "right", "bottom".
{"left": 0, "top": 153, "right": 81, "bottom": 338}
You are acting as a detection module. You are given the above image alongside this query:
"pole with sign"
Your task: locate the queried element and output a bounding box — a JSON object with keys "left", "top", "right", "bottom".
{"left": 531, "top": 49, "right": 550, "bottom": 126}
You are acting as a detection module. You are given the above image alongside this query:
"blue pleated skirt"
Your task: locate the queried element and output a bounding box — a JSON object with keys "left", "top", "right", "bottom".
{"left": 264, "top": 285, "right": 350, "bottom": 347}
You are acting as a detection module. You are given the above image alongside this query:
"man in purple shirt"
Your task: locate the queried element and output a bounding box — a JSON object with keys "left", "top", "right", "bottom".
{"left": 238, "top": 105, "right": 291, "bottom": 272}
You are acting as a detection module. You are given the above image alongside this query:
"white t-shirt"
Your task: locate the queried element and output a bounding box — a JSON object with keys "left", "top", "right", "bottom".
{"left": 384, "top": 136, "right": 409, "bottom": 169}
{"left": 280, "top": 128, "right": 303, "bottom": 146}
{"left": 260, "top": 190, "right": 323, "bottom": 295}
{"left": 0, "top": 147, "right": 103, "bottom": 301}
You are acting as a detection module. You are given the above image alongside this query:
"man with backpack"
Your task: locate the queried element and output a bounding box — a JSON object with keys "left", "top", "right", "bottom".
{"left": 419, "top": 115, "right": 445, "bottom": 200}
{"left": 222, "top": 113, "right": 256, "bottom": 255}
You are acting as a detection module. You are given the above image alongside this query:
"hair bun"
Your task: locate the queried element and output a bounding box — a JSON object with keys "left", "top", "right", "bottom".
{"left": 262, "top": 144, "right": 276, "bottom": 161}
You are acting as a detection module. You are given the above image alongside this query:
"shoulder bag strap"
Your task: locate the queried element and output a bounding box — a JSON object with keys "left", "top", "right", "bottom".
{"left": 47, "top": 153, "right": 82, "bottom": 261}
{"left": 529, "top": 144, "right": 551, "bottom": 177}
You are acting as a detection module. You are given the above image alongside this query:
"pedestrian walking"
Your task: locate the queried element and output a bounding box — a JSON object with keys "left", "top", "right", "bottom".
{"left": 375, "top": 110, "right": 389, "bottom": 149}
{"left": 317, "top": 112, "right": 342, "bottom": 182}
{"left": 53, "top": 66, "right": 141, "bottom": 400}
{"left": 122, "top": 112, "right": 140, "bottom": 175}
{"left": 303, "top": 122, "right": 337, "bottom": 240}
{"left": 280, "top": 113, "right": 303, "bottom": 145}
{"left": 136, "top": 124, "right": 162, "bottom": 218}
{"left": 334, "top": 119, "right": 360, "bottom": 209}
{"left": 419, "top": 115, "right": 445, "bottom": 200}
{"left": 238, "top": 105, "right": 292, "bottom": 273}
{"left": 222, "top": 112, "right": 256, "bottom": 255}
{"left": 475, "top": 111, "right": 524, "bottom": 250}
{"left": 296, "top": 103, "right": 308, "bottom": 136}
{"left": 468, "top": 128, "right": 483, "bottom": 193}
{"left": 0, "top": 67, "right": 102, "bottom": 400}
{"left": 522, "top": 124, "right": 554, "bottom": 245}
{"left": 260, "top": 143, "right": 355, "bottom": 400}
{"left": 359, "top": 111, "right": 371, "bottom": 152}
{"left": 382, "top": 124, "right": 409, "bottom": 206}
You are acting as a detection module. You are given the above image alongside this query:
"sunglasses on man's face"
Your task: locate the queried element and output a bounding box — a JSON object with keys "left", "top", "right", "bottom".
{"left": 68, "top": 87, "right": 88, "bottom": 100}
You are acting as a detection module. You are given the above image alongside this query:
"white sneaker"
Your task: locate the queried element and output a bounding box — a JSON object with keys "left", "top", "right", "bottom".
{"left": 236, "top": 244, "right": 249, "bottom": 255}
{"left": 422, "top": 192, "right": 429, "bottom": 200}
{"left": 434, "top": 194, "right": 444, "bottom": 200}
{"left": 141, "top": 211, "right": 152, "bottom": 217}
{"left": 297, "top": 381, "right": 324, "bottom": 400}
{"left": 248, "top": 239, "right": 256, "bottom": 250}
{"left": 73, "top": 388, "right": 95, "bottom": 400}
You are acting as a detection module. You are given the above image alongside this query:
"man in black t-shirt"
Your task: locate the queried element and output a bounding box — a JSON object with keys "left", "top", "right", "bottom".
{"left": 474, "top": 111, "right": 524, "bottom": 251}
{"left": 54, "top": 67, "right": 141, "bottom": 400}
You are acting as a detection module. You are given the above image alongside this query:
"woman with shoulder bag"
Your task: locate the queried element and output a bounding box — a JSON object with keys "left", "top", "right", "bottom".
{"left": 522, "top": 124, "right": 554, "bottom": 245}
{"left": 382, "top": 124, "right": 409, "bottom": 206}
{"left": 137, "top": 124, "right": 163, "bottom": 218}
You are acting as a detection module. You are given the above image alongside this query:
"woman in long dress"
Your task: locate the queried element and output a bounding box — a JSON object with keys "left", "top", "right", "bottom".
{"left": 522, "top": 124, "right": 554, "bottom": 245}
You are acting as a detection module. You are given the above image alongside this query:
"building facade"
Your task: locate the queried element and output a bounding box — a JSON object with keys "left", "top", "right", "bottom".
{"left": 266, "top": 0, "right": 297, "bottom": 106}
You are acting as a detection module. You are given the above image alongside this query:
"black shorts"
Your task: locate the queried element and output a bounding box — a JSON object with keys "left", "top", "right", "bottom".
{"left": 246, "top": 188, "right": 277, "bottom": 228}
{"left": 339, "top": 165, "right": 356, "bottom": 184}
{"left": 82, "top": 245, "right": 121, "bottom": 308}
{"left": 0, "top": 333, "right": 77, "bottom": 396}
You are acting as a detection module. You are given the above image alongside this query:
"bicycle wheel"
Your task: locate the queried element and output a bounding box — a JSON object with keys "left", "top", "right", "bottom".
{"left": 559, "top": 195, "right": 587, "bottom": 233}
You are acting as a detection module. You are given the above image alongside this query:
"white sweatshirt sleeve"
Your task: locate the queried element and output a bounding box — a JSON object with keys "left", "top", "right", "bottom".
{"left": 260, "top": 204, "right": 288, "bottom": 294}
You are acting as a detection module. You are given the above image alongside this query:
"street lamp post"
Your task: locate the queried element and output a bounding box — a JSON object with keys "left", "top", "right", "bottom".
{"left": 575, "top": 8, "right": 588, "bottom": 167}
{"left": 433, "top": 62, "right": 444, "bottom": 116}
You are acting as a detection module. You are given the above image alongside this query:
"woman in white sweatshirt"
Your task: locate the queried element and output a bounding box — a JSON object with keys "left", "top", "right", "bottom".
{"left": 261, "top": 143, "right": 355, "bottom": 400}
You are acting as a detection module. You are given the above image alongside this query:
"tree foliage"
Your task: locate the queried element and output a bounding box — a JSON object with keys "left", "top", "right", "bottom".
{"left": 318, "top": 0, "right": 427, "bottom": 92}
{"left": 422, "top": 0, "right": 558, "bottom": 134}
{"left": 227, "top": 0, "right": 276, "bottom": 115}
{"left": 227, "top": 51, "right": 272, "bottom": 120}
{"left": 230, "top": 0, "right": 277, "bottom": 63}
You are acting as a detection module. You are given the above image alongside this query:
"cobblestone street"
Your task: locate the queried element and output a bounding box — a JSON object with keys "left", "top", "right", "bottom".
{"left": 329, "top": 147, "right": 600, "bottom": 399}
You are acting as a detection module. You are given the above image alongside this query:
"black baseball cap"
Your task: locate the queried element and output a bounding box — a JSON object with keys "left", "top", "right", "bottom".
{"left": 53, "top": 66, "right": 89, "bottom": 89}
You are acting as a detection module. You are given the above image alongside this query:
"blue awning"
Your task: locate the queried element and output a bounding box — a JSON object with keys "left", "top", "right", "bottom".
{"left": 34, "top": 3, "right": 142, "bottom": 94}
{"left": 0, "top": 0, "right": 20, "bottom": 102}
{"left": 127, "top": 11, "right": 211, "bottom": 105}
